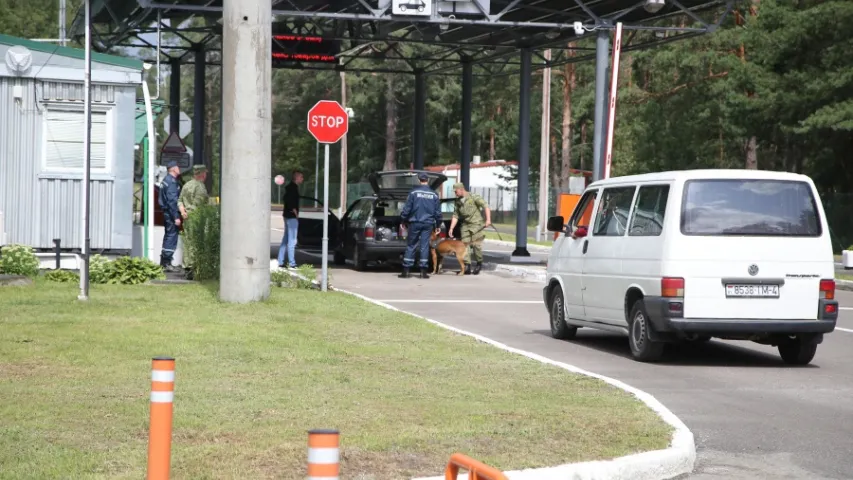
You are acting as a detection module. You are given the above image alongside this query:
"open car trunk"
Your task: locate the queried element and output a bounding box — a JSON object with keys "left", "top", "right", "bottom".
{"left": 367, "top": 170, "right": 447, "bottom": 199}
{"left": 370, "top": 199, "right": 409, "bottom": 244}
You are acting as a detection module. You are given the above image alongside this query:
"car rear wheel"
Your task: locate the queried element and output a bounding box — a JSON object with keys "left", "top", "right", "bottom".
{"left": 353, "top": 247, "right": 367, "bottom": 271}
{"left": 628, "top": 300, "right": 665, "bottom": 363}
{"left": 549, "top": 288, "right": 577, "bottom": 340}
{"left": 778, "top": 336, "right": 818, "bottom": 365}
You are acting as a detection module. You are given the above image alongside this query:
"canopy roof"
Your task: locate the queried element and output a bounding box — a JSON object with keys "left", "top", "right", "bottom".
{"left": 71, "top": 0, "right": 737, "bottom": 75}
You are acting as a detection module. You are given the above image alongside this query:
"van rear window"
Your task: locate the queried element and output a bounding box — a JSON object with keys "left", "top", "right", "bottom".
{"left": 680, "top": 179, "right": 821, "bottom": 236}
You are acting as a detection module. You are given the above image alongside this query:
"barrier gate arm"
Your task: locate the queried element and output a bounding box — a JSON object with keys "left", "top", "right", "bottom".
{"left": 445, "top": 453, "right": 509, "bottom": 480}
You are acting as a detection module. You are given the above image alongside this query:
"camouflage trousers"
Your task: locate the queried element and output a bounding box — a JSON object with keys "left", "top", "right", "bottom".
{"left": 460, "top": 225, "right": 485, "bottom": 263}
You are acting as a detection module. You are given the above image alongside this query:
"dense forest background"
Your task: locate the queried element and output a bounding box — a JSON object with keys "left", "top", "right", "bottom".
{"left": 3, "top": 0, "right": 852, "bottom": 246}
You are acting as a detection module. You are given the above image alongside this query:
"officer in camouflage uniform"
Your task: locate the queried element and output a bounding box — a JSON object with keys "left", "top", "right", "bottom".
{"left": 178, "top": 164, "right": 210, "bottom": 278}
{"left": 448, "top": 182, "right": 491, "bottom": 275}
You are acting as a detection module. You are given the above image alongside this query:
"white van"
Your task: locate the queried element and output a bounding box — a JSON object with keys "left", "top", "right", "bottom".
{"left": 543, "top": 169, "right": 838, "bottom": 365}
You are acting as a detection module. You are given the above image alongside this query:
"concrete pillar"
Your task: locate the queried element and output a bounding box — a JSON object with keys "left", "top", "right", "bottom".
{"left": 193, "top": 44, "right": 206, "bottom": 166}
{"left": 592, "top": 28, "right": 610, "bottom": 182}
{"left": 512, "top": 48, "right": 532, "bottom": 258}
{"left": 169, "top": 58, "right": 181, "bottom": 135}
{"left": 460, "top": 59, "right": 473, "bottom": 189}
{"left": 412, "top": 70, "right": 426, "bottom": 170}
{"left": 219, "top": 0, "right": 272, "bottom": 303}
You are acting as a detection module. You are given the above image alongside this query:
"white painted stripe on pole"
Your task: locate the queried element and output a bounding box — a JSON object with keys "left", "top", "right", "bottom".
{"left": 150, "top": 391, "right": 174, "bottom": 403}
{"left": 151, "top": 370, "right": 175, "bottom": 382}
{"left": 308, "top": 447, "right": 340, "bottom": 464}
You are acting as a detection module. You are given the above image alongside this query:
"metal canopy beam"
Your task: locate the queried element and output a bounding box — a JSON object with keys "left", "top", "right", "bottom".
{"left": 70, "top": 0, "right": 738, "bottom": 76}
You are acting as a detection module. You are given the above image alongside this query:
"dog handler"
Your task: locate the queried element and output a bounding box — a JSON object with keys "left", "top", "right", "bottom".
{"left": 448, "top": 182, "right": 491, "bottom": 275}
{"left": 399, "top": 172, "right": 442, "bottom": 279}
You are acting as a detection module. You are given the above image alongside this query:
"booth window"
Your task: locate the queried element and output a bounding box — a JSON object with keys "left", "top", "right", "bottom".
{"left": 43, "top": 109, "right": 110, "bottom": 173}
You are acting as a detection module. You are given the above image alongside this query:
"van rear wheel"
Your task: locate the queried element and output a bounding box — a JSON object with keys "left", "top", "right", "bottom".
{"left": 628, "top": 300, "right": 665, "bottom": 362}
{"left": 549, "top": 288, "right": 577, "bottom": 340}
{"left": 778, "top": 337, "right": 818, "bottom": 365}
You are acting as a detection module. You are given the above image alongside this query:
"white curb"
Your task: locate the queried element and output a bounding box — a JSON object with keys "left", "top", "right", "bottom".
{"left": 489, "top": 264, "right": 547, "bottom": 283}
{"left": 485, "top": 238, "right": 553, "bottom": 253}
{"left": 332, "top": 288, "right": 696, "bottom": 480}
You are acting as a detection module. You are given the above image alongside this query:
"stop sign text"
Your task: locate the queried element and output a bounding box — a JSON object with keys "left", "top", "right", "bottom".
{"left": 306, "top": 100, "right": 349, "bottom": 144}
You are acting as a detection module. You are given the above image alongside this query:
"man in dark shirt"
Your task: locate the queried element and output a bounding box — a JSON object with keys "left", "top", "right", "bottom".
{"left": 399, "top": 172, "right": 442, "bottom": 279}
{"left": 277, "top": 170, "right": 303, "bottom": 268}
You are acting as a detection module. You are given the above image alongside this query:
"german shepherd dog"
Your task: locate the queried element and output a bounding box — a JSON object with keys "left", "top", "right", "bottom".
{"left": 429, "top": 229, "right": 469, "bottom": 275}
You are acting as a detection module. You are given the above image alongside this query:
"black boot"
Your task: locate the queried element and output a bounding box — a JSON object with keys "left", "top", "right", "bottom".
{"left": 419, "top": 268, "right": 430, "bottom": 279}
{"left": 473, "top": 261, "right": 482, "bottom": 275}
{"left": 464, "top": 263, "right": 472, "bottom": 275}
{"left": 398, "top": 268, "right": 410, "bottom": 279}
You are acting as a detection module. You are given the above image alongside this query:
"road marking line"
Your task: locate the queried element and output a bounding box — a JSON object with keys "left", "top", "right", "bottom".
{"left": 839, "top": 307, "right": 853, "bottom": 311}
{"left": 836, "top": 327, "right": 853, "bottom": 334}
{"left": 377, "top": 299, "right": 540, "bottom": 304}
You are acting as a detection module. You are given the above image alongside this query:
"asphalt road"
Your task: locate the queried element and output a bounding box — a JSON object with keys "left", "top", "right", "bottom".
{"left": 269, "top": 218, "right": 853, "bottom": 480}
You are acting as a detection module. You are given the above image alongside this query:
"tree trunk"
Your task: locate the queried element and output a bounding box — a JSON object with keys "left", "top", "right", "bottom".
{"left": 745, "top": 136, "right": 758, "bottom": 169}
{"left": 489, "top": 114, "right": 496, "bottom": 160}
{"left": 580, "top": 122, "right": 587, "bottom": 171}
{"left": 550, "top": 133, "right": 560, "bottom": 191}
{"left": 383, "top": 75, "right": 397, "bottom": 171}
{"left": 559, "top": 49, "right": 576, "bottom": 192}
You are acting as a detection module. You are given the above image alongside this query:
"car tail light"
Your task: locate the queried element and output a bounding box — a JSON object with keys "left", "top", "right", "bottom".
{"left": 661, "top": 277, "right": 684, "bottom": 297}
{"left": 825, "top": 303, "right": 838, "bottom": 315}
{"left": 820, "top": 279, "right": 835, "bottom": 300}
{"left": 364, "top": 226, "right": 374, "bottom": 239}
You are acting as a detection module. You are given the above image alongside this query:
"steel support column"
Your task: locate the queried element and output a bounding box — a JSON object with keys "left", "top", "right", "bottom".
{"left": 413, "top": 70, "right": 426, "bottom": 170}
{"left": 512, "top": 48, "right": 532, "bottom": 258}
{"left": 193, "top": 43, "right": 206, "bottom": 166}
{"left": 169, "top": 58, "right": 181, "bottom": 135}
{"left": 592, "top": 28, "right": 610, "bottom": 182}
{"left": 460, "top": 59, "right": 473, "bottom": 189}
{"left": 219, "top": 0, "right": 272, "bottom": 303}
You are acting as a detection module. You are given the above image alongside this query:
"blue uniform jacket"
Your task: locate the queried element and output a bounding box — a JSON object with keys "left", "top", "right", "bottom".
{"left": 158, "top": 174, "right": 181, "bottom": 220}
{"left": 400, "top": 184, "right": 442, "bottom": 227}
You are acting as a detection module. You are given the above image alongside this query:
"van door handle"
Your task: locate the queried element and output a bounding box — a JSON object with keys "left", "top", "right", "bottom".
{"left": 582, "top": 240, "right": 589, "bottom": 254}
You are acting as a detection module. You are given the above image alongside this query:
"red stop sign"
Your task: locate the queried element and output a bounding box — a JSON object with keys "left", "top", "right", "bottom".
{"left": 306, "top": 100, "right": 349, "bottom": 144}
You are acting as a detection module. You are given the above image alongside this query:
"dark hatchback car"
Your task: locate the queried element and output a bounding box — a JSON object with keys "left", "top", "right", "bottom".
{"left": 332, "top": 170, "right": 459, "bottom": 270}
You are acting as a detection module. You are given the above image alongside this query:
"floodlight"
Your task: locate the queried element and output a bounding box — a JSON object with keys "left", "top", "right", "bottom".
{"left": 644, "top": 0, "right": 665, "bottom": 13}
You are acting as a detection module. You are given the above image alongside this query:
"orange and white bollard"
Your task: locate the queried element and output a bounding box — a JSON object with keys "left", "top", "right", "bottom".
{"left": 147, "top": 356, "right": 175, "bottom": 480}
{"left": 307, "top": 429, "right": 340, "bottom": 480}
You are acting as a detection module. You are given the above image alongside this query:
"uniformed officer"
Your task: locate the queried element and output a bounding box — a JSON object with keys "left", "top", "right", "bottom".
{"left": 399, "top": 172, "right": 442, "bottom": 279}
{"left": 158, "top": 160, "right": 182, "bottom": 272}
{"left": 448, "top": 182, "right": 491, "bottom": 275}
{"left": 178, "top": 164, "right": 210, "bottom": 277}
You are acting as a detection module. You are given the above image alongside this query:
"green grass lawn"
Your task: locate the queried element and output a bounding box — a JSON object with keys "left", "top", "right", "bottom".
{"left": 0, "top": 281, "right": 670, "bottom": 479}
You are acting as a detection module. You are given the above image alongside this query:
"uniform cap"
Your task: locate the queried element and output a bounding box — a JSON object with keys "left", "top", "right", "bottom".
{"left": 166, "top": 160, "right": 178, "bottom": 169}
{"left": 452, "top": 182, "right": 465, "bottom": 190}
{"left": 192, "top": 164, "right": 207, "bottom": 174}
{"left": 417, "top": 172, "right": 429, "bottom": 182}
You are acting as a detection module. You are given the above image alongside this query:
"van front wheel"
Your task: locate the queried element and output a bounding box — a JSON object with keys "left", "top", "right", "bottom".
{"left": 628, "top": 300, "right": 665, "bottom": 362}
{"left": 549, "top": 288, "right": 577, "bottom": 340}
{"left": 778, "top": 337, "right": 818, "bottom": 365}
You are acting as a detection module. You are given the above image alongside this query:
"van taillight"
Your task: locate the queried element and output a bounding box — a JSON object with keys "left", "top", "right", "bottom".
{"left": 365, "top": 227, "right": 374, "bottom": 239}
{"left": 820, "top": 279, "right": 835, "bottom": 300}
{"left": 661, "top": 277, "right": 684, "bottom": 297}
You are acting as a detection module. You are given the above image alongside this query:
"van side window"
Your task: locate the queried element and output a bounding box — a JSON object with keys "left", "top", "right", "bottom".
{"left": 568, "top": 189, "right": 598, "bottom": 234}
{"left": 628, "top": 185, "right": 670, "bottom": 236}
{"left": 592, "top": 187, "right": 636, "bottom": 237}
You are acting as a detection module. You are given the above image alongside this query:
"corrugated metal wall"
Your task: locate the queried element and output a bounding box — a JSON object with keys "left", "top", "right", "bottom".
{"left": 0, "top": 77, "right": 39, "bottom": 248}
{"left": 0, "top": 77, "right": 130, "bottom": 251}
{"left": 38, "top": 178, "right": 113, "bottom": 249}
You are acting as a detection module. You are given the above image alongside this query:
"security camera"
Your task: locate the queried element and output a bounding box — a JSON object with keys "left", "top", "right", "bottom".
{"left": 573, "top": 21, "right": 584, "bottom": 36}
{"left": 644, "top": 0, "right": 665, "bottom": 13}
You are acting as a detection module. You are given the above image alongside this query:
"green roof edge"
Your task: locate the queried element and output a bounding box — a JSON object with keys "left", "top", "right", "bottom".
{"left": 0, "top": 33, "right": 143, "bottom": 71}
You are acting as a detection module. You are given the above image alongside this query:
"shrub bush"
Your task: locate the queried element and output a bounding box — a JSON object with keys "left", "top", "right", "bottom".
{"left": 0, "top": 244, "right": 40, "bottom": 277}
{"left": 45, "top": 269, "right": 80, "bottom": 283}
{"left": 184, "top": 204, "right": 221, "bottom": 281}
{"left": 89, "top": 254, "right": 111, "bottom": 284}
{"left": 271, "top": 265, "right": 322, "bottom": 289}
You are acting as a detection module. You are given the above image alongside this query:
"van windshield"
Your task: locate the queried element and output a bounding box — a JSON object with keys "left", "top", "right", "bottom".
{"left": 680, "top": 179, "right": 821, "bottom": 236}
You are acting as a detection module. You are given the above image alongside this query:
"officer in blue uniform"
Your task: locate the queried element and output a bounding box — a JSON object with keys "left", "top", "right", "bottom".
{"left": 399, "top": 172, "right": 442, "bottom": 279}
{"left": 158, "top": 160, "right": 182, "bottom": 272}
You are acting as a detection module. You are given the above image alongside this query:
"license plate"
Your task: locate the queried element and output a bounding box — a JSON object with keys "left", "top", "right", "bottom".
{"left": 725, "top": 284, "right": 780, "bottom": 298}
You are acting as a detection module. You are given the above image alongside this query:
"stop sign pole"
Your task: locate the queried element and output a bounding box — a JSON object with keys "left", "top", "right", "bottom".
{"left": 307, "top": 100, "right": 349, "bottom": 292}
